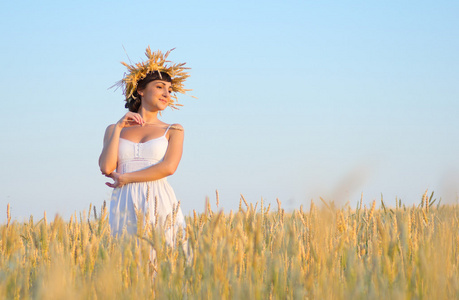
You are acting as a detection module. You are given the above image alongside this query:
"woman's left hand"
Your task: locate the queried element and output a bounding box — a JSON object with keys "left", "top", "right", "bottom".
{"left": 105, "top": 172, "right": 127, "bottom": 188}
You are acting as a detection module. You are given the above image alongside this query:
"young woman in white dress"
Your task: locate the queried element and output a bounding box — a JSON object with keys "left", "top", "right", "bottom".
{"left": 98, "top": 48, "right": 189, "bottom": 245}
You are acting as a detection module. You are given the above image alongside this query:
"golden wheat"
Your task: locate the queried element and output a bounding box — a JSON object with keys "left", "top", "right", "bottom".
{"left": 1, "top": 192, "right": 458, "bottom": 299}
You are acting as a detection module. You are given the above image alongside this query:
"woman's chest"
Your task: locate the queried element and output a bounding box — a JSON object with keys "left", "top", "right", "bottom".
{"left": 118, "top": 137, "right": 169, "bottom": 162}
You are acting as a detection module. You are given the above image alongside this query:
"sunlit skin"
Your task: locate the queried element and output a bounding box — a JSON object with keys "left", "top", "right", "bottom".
{"left": 98, "top": 80, "right": 184, "bottom": 188}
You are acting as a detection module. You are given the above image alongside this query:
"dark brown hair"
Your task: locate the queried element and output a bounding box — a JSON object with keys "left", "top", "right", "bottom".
{"left": 125, "top": 71, "right": 172, "bottom": 112}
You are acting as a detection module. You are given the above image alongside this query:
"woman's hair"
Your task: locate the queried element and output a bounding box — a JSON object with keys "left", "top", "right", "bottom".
{"left": 125, "top": 71, "right": 172, "bottom": 112}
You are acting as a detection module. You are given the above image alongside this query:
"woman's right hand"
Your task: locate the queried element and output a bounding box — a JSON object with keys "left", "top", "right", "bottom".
{"left": 116, "top": 112, "right": 145, "bottom": 128}
{"left": 104, "top": 172, "right": 127, "bottom": 188}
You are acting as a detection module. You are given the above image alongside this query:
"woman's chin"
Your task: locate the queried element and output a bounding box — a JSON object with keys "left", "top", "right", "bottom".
{"left": 159, "top": 101, "right": 169, "bottom": 110}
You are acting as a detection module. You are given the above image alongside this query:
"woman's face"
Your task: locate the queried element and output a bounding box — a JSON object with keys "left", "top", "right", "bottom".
{"left": 138, "top": 80, "right": 172, "bottom": 111}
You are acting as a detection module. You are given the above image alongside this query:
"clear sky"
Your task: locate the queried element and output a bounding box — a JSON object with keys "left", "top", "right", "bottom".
{"left": 1, "top": 0, "right": 458, "bottom": 220}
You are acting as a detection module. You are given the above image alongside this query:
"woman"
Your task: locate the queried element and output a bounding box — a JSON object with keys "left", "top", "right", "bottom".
{"left": 99, "top": 47, "right": 190, "bottom": 245}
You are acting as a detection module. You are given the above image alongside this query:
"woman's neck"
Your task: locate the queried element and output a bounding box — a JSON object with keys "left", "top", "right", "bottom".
{"left": 138, "top": 107, "right": 160, "bottom": 124}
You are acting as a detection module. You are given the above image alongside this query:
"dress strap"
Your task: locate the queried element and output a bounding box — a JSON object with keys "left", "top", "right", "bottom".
{"left": 164, "top": 124, "right": 173, "bottom": 136}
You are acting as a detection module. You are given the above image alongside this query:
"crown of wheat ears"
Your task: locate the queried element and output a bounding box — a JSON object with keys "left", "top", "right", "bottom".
{"left": 111, "top": 46, "right": 193, "bottom": 110}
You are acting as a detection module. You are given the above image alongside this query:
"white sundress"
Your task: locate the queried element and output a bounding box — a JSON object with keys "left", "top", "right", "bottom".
{"left": 109, "top": 124, "right": 186, "bottom": 245}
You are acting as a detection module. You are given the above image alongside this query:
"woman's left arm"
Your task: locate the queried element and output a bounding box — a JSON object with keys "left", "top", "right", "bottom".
{"left": 105, "top": 125, "right": 184, "bottom": 188}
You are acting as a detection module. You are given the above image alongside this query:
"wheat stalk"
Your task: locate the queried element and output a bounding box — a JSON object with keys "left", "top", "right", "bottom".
{"left": 6, "top": 203, "right": 11, "bottom": 228}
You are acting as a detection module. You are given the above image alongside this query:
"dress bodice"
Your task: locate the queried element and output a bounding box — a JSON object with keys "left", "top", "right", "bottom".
{"left": 117, "top": 136, "right": 168, "bottom": 174}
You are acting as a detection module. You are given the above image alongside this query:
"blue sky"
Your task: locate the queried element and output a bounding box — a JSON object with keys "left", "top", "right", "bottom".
{"left": 1, "top": 0, "right": 458, "bottom": 220}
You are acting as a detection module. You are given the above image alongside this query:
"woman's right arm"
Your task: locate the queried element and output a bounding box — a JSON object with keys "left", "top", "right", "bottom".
{"left": 99, "top": 123, "right": 122, "bottom": 175}
{"left": 99, "top": 112, "right": 144, "bottom": 175}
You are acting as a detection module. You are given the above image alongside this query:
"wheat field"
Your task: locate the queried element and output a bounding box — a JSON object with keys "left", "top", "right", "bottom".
{"left": 1, "top": 191, "right": 458, "bottom": 299}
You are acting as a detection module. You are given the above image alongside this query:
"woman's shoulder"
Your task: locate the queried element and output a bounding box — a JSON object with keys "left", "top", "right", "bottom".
{"left": 104, "top": 124, "right": 118, "bottom": 136}
{"left": 168, "top": 123, "right": 184, "bottom": 131}
{"left": 166, "top": 123, "right": 184, "bottom": 140}
{"left": 106, "top": 123, "right": 117, "bottom": 130}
